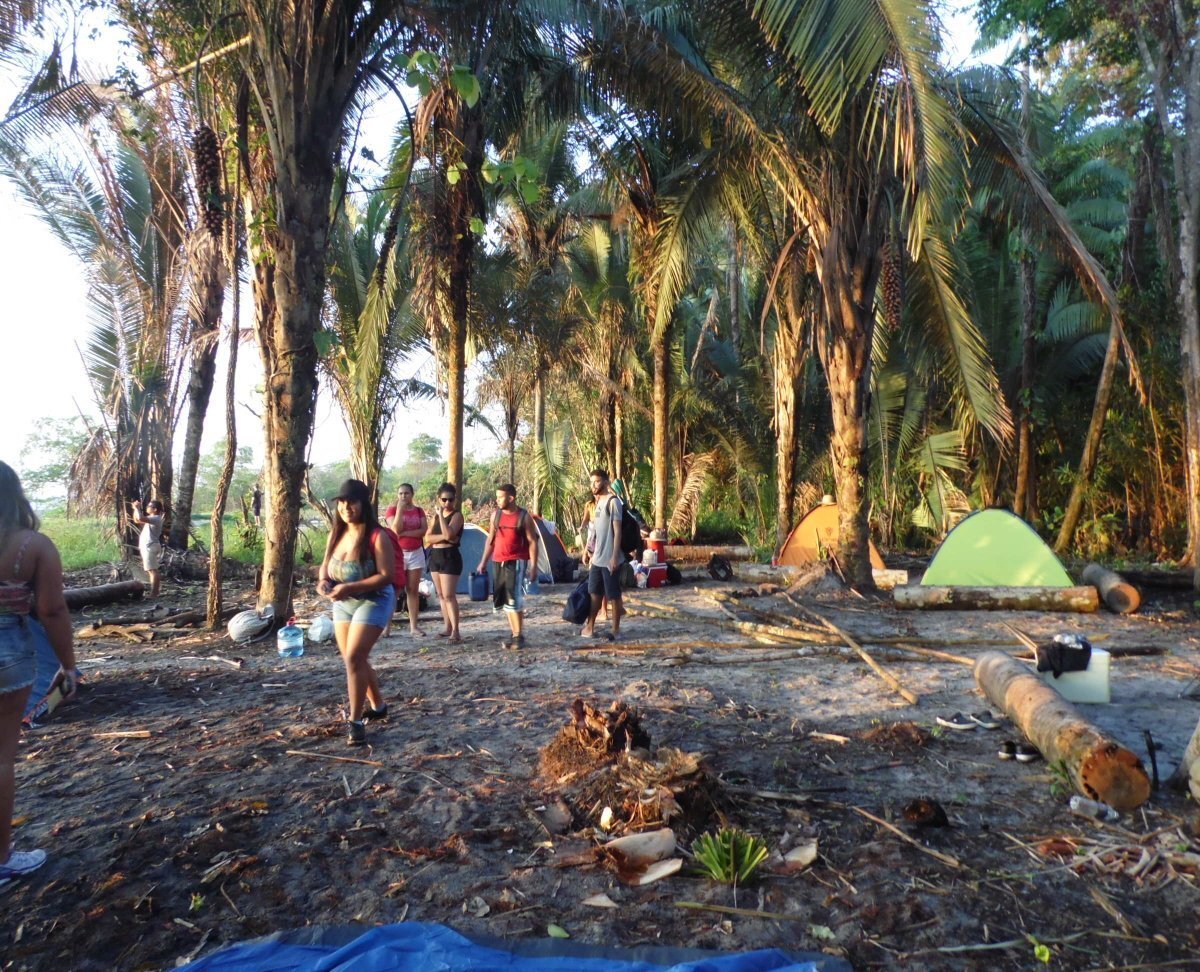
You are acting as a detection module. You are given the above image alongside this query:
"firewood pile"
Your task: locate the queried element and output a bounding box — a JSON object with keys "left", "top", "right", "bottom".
{"left": 539, "top": 699, "right": 721, "bottom": 836}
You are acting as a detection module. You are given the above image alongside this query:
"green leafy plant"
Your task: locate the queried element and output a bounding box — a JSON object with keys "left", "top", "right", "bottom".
{"left": 691, "top": 829, "right": 770, "bottom": 885}
{"left": 1047, "top": 760, "right": 1073, "bottom": 799}
{"left": 1027, "top": 934, "right": 1052, "bottom": 964}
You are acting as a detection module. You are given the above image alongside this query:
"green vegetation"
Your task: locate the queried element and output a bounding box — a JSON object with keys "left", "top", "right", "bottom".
{"left": 690, "top": 828, "right": 770, "bottom": 885}
{"left": 39, "top": 516, "right": 121, "bottom": 571}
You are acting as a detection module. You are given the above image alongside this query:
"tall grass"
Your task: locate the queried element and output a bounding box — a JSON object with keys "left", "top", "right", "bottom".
{"left": 40, "top": 514, "right": 328, "bottom": 570}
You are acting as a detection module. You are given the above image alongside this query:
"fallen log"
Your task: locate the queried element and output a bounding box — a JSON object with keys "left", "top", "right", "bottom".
{"left": 660, "top": 544, "right": 754, "bottom": 562}
{"left": 65, "top": 580, "right": 144, "bottom": 610}
{"left": 973, "top": 651, "right": 1151, "bottom": 810}
{"left": 894, "top": 585, "right": 1099, "bottom": 613}
{"left": 1081, "top": 563, "right": 1141, "bottom": 615}
{"left": 1171, "top": 715, "right": 1200, "bottom": 800}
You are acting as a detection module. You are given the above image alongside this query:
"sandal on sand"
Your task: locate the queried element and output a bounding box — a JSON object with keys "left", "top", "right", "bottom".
{"left": 970, "top": 711, "right": 1003, "bottom": 730}
{"left": 936, "top": 713, "right": 975, "bottom": 731}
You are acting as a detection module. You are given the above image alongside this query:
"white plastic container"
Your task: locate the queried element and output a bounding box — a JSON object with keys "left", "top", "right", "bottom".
{"left": 1039, "top": 647, "right": 1110, "bottom": 703}
{"left": 641, "top": 548, "right": 658, "bottom": 567}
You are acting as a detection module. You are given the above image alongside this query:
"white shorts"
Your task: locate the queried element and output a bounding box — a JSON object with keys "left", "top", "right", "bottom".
{"left": 403, "top": 548, "right": 426, "bottom": 572}
{"left": 140, "top": 543, "right": 162, "bottom": 571}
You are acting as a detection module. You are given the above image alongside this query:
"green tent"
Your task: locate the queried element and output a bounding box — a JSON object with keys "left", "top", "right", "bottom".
{"left": 921, "top": 509, "right": 1073, "bottom": 587}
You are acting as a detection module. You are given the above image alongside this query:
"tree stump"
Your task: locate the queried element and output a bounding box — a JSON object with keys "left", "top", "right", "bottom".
{"left": 1081, "top": 562, "right": 1141, "bottom": 614}
{"left": 973, "top": 651, "right": 1150, "bottom": 810}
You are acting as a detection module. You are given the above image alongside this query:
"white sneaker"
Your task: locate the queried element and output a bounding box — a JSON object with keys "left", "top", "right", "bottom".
{"left": 0, "top": 848, "right": 47, "bottom": 879}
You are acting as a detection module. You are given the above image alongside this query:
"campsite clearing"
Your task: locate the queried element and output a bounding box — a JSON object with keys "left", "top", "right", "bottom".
{"left": 3, "top": 566, "right": 1199, "bottom": 971}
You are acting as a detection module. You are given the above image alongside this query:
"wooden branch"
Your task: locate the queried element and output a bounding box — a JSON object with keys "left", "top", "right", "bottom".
{"left": 786, "top": 603, "right": 919, "bottom": 705}
{"left": 895, "top": 585, "right": 1099, "bottom": 612}
{"left": 1081, "top": 563, "right": 1141, "bottom": 614}
{"left": 850, "top": 806, "right": 961, "bottom": 869}
{"left": 624, "top": 601, "right": 828, "bottom": 644}
{"left": 65, "top": 580, "right": 144, "bottom": 610}
{"left": 286, "top": 750, "right": 383, "bottom": 767}
{"left": 973, "top": 652, "right": 1151, "bottom": 810}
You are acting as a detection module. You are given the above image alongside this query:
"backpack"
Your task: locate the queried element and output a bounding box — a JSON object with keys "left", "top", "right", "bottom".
{"left": 373, "top": 527, "right": 408, "bottom": 589}
{"left": 562, "top": 579, "right": 591, "bottom": 625}
{"left": 605, "top": 496, "right": 644, "bottom": 559}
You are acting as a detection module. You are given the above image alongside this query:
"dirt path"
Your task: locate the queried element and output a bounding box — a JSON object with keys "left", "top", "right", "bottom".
{"left": 3, "top": 571, "right": 1198, "bottom": 970}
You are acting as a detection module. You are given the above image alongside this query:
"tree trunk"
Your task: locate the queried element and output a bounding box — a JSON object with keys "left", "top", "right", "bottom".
{"left": 170, "top": 231, "right": 227, "bottom": 549}
{"left": 1080, "top": 562, "right": 1141, "bottom": 614}
{"left": 532, "top": 368, "right": 546, "bottom": 512}
{"left": 727, "top": 220, "right": 742, "bottom": 364}
{"left": 614, "top": 396, "right": 624, "bottom": 482}
{"left": 651, "top": 326, "right": 671, "bottom": 531}
{"left": 974, "top": 652, "right": 1151, "bottom": 810}
{"left": 895, "top": 584, "right": 1099, "bottom": 612}
{"left": 64, "top": 580, "right": 145, "bottom": 610}
{"left": 1014, "top": 253, "right": 1037, "bottom": 519}
{"left": 826, "top": 333, "right": 873, "bottom": 587}
{"left": 773, "top": 326, "right": 801, "bottom": 557}
{"left": 257, "top": 178, "right": 329, "bottom": 618}
{"left": 208, "top": 213, "right": 241, "bottom": 629}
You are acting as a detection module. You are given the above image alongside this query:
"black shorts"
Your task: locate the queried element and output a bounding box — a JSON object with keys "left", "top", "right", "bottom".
{"left": 428, "top": 546, "right": 463, "bottom": 576}
{"left": 587, "top": 565, "right": 622, "bottom": 600}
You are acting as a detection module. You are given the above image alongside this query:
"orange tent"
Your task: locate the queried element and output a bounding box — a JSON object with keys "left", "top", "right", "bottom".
{"left": 777, "top": 502, "right": 885, "bottom": 569}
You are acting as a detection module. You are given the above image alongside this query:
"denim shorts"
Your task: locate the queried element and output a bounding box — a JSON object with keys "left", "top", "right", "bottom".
{"left": 492, "top": 560, "right": 527, "bottom": 614}
{"left": 0, "top": 615, "right": 35, "bottom": 695}
{"left": 332, "top": 584, "right": 396, "bottom": 628}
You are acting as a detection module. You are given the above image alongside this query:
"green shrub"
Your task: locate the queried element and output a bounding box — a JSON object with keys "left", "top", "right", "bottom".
{"left": 40, "top": 516, "right": 120, "bottom": 571}
{"left": 691, "top": 828, "right": 770, "bottom": 885}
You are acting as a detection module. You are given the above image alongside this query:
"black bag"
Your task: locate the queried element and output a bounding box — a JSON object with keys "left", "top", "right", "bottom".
{"left": 562, "top": 579, "right": 591, "bottom": 625}
{"left": 665, "top": 563, "right": 683, "bottom": 586}
{"left": 613, "top": 498, "right": 645, "bottom": 558}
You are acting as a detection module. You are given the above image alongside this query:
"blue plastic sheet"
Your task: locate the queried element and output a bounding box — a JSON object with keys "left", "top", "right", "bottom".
{"left": 180, "top": 922, "right": 842, "bottom": 972}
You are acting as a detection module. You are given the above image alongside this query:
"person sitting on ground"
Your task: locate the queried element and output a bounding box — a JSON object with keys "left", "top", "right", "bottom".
{"left": 130, "top": 499, "right": 165, "bottom": 598}
{"left": 390, "top": 484, "right": 429, "bottom": 637}
{"left": 318, "top": 479, "right": 396, "bottom": 746}
{"left": 425, "top": 482, "right": 464, "bottom": 642}
{"left": 582, "top": 469, "right": 624, "bottom": 641}
{"left": 476, "top": 484, "right": 539, "bottom": 650}
{"left": 0, "top": 461, "right": 77, "bottom": 887}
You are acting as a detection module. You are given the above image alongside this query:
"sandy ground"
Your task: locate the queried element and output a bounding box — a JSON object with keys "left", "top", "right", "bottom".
{"left": 2, "top": 564, "right": 1198, "bottom": 971}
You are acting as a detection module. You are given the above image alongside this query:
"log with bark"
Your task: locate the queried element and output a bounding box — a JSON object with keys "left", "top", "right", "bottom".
{"left": 1080, "top": 563, "right": 1141, "bottom": 614}
{"left": 64, "top": 581, "right": 145, "bottom": 610}
{"left": 1171, "top": 715, "right": 1200, "bottom": 801}
{"left": 974, "top": 651, "right": 1151, "bottom": 810}
{"left": 894, "top": 585, "right": 1099, "bottom": 613}
{"left": 661, "top": 544, "right": 755, "bottom": 562}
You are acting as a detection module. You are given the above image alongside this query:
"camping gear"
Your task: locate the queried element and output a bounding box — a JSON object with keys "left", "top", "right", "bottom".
{"left": 642, "top": 548, "right": 658, "bottom": 566}
{"left": 469, "top": 570, "right": 489, "bottom": 602}
{"left": 1038, "top": 647, "right": 1111, "bottom": 703}
{"left": 177, "top": 920, "right": 846, "bottom": 972}
{"left": 619, "top": 503, "right": 646, "bottom": 559}
{"left": 647, "top": 564, "right": 668, "bottom": 588}
{"left": 648, "top": 536, "right": 666, "bottom": 562}
{"left": 427, "top": 523, "right": 489, "bottom": 596}
{"left": 563, "top": 579, "right": 590, "bottom": 625}
{"left": 920, "top": 508, "right": 1072, "bottom": 587}
{"left": 777, "top": 502, "right": 885, "bottom": 570}
{"left": 228, "top": 608, "right": 273, "bottom": 644}
{"left": 307, "top": 614, "right": 333, "bottom": 643}
{"left": 1035, "top": 634, "right": 1092, "bottom": 678}
{"left": 707, "top": 555, "right": 734, "bottom": 581}
{"left": 532, "top": 515, "right": 577, "bottom": 583}
{"left": 276, "top": 619, "right": 304, "bottom": 658}
{"left": 665, "top": 563, "right": 683, "bottom": 585}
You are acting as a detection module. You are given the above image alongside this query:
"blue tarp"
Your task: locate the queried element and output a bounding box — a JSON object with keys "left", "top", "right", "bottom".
{"left": 180, "top": 922, "right": 845, "bottom": 972}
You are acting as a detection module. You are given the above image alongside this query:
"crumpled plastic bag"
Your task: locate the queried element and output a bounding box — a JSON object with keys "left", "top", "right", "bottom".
{"left": 308, "top": 614, "right": 334, "bottom": 643}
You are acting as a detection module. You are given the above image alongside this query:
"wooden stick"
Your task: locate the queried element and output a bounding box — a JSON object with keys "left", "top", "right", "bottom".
{"left": 850, "top": 806, "right": 961, "bottom": 869}
{"left": 94, "top": 730, "right": 152, "bottom": 739}
{"left": 886, "top": 643, "right": 974, "bottom": 666}
{"left": 790, "top": 603, "right": 919, "bottom": 705}
{"left": 706, "top": 591, "right": 828, "bottom": 633}
{"left": 674, "top": 901, "right": 808, "bottom": 921}
{"left": 179, "top": 655, "right": 245, "bottom": 669}
{"left": 286, "top": 749, "right": 383, "bottom": 767}
{"left": 625, "top": 601, "right": 828, "bottom": 644}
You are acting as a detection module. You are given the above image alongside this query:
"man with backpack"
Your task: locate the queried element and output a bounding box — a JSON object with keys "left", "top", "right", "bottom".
{"left": 476, "top": 484, "right": 540, "bottom": 649}
{"left": 582, "top": 469, "right": 625, "bottom": 641}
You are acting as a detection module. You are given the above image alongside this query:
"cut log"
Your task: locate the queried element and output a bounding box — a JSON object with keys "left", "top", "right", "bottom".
{"left": 65, "top": 580, "right": 144, "bottom": 610}
{"left": 894, "top": 585, "right": 1099, "bottom": 613}
{"left": 662, "top": 544, "right": 754, "bottom": 562}
{"left": 974, "top": 651, "right": 1150, "bottom": 810}
{"left": 1081, "top": 563, "right": 1141, "bottom": 615}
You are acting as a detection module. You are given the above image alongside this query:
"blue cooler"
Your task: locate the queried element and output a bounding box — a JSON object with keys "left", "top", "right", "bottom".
{"left": 469, "top": 570, "right": 490, "bottom": 602}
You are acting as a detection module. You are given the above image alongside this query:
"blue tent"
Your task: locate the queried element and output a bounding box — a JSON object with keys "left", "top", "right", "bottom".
{"left": 180, "top": 922, "right": 847, "bottom": 972}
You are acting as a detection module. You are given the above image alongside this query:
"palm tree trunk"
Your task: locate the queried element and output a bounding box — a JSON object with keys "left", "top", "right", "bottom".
{"left": 727, "top": 220, "right": 742, "bottom": 364}
{"left": 826, "top": 333, "right": 874, "bottom": 586}
{"left": 446, "top": 270, "right": 468, "bottom": 492}
{"left": 652, "top": 326, "right": 671, "bottom": 531}
{"left": 532, "top": 368, "right": 546, "bottom": 511}
{"left": 171, "top": 232, "right": 227, "bottom": 549}
{"left": 257, "top": 177, "right": 329, "bottom": 618}
{"left": 773, "top": 331, "right": 801, "bottom": 556}
{"left": 614, "top": 396, "right": 624, "bottom": 481}
{"left": 1014, "top": 253, "right": 1037, "bottom": 519}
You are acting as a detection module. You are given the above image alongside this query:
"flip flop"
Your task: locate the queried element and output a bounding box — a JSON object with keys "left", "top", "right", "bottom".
{"left": 970, "top": 711, "right": 1003, "bottom": 730}
{"left": 935, "top": 713, "right": 975, "bottom": 731}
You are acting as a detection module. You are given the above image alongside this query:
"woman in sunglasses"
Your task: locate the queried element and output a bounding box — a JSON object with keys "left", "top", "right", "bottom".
{"left": 424, "top": 482, "right": 464, "bottom": 642}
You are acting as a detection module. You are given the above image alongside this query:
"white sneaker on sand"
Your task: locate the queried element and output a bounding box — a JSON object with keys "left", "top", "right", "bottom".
{"left": 0, "top": 848, "right": 47, "bottom": 881}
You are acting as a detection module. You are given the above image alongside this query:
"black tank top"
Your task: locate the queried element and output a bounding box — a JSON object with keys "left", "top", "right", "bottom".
{"left": 431, "top": 511, "right": 460, "bottom": 547}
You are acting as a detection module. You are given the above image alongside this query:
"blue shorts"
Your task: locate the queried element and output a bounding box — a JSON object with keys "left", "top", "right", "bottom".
{"left": 0, "top": 615, "right": 35, "bottom": 696}
{"left": 492, "top": 560, "right": 527, "bottom": 614}
{"left": 332, "top": 585, "right": 396, "bottom": 628}
{"left": 588, "top": 565, "right": 622, "bottom": 600}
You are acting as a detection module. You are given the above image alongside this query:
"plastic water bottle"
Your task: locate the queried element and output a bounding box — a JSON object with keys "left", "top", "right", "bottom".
{"left": 1068, "top": 795, "right": 1119, "bottom": 822}
{"left": 277, "top": 618, "right": 305, "bottom": 658}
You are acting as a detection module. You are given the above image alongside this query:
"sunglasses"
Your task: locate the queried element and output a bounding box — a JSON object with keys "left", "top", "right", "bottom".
{"left": 438, "top": 496, "right": 454, "bottom": 503}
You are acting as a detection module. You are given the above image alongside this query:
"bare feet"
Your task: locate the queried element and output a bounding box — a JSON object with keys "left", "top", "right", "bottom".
{"left": 448, "top": 633, "right": 462, "bottom": 643}
{"left": 435, "top": 628, "right": 451, "bottom": 639}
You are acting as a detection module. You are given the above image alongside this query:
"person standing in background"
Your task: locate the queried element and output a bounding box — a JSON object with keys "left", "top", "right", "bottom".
{"left": 0, "top": 461, "right": 77, "bottom": 886}
{"left": 476, "top": 484, "right": 539, "bottom": 649}
{"left": 390, "top": 484, "right": 428, "bottom": 637}
{"left": 130, "top": 499, "right": 165, "bottom": 598}
{"left": 425, "top": 482, "right": 464, "bottom": 642}
{"left": 582, "top": 469, "right": 624, "bottom": 641}
{"left": 251, "top": 484, "right": 263, "bottom": 528}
